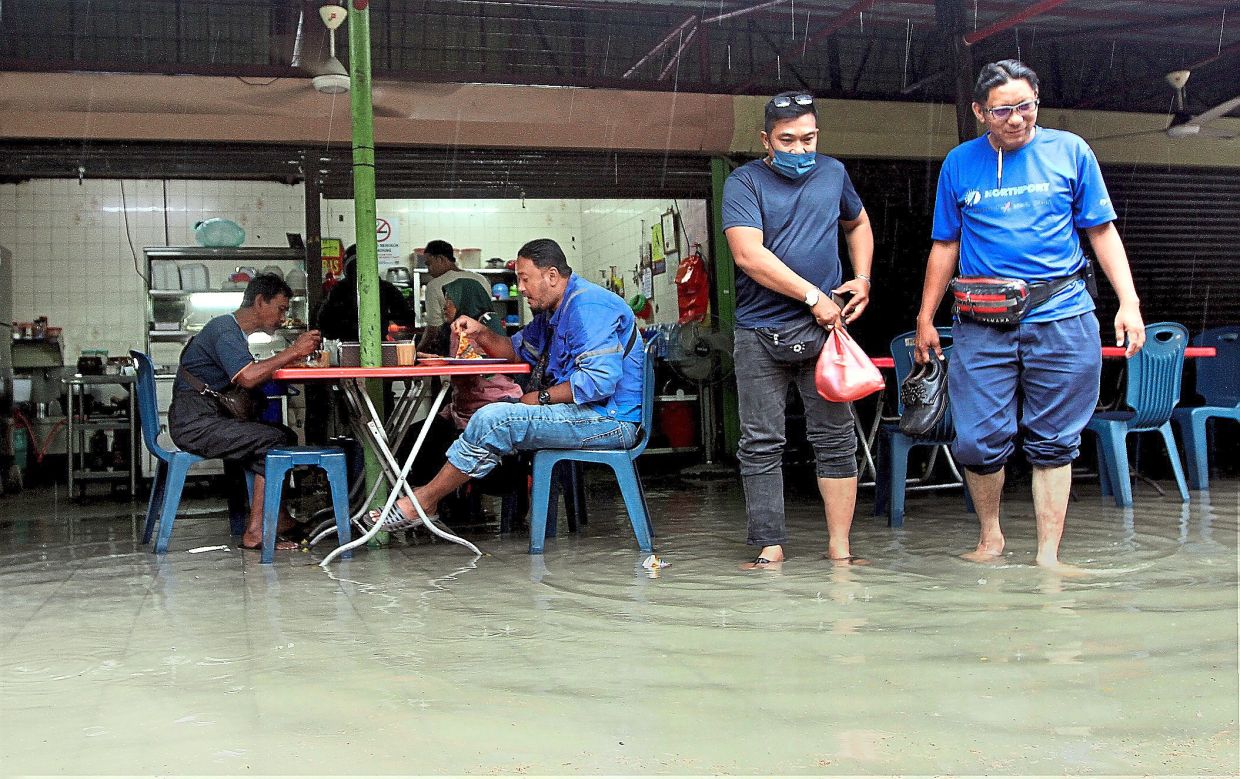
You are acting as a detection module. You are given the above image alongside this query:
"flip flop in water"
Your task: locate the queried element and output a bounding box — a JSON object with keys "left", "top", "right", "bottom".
{"left": 740, "top": 556, "right": 783, "bottom": 571}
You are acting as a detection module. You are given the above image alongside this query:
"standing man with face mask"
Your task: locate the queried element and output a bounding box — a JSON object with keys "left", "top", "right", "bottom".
{"left": 722, "top": 91, "right": 875, "bottom": 569}
{"left": 914, "top": 60, "right": 1145, "bottom": 572}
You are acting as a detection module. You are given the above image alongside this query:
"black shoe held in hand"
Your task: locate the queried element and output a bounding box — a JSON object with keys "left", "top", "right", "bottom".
{"left": 898, "top": 355, "right": 950, "bottom": 437}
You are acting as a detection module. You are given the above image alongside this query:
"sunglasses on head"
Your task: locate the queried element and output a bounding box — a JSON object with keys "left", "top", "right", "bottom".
{"left": 769, "top": 93, "right": 814, "bottom": 108}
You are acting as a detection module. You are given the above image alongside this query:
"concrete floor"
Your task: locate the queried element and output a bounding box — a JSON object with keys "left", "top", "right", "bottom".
{"left": 0, "top": 473, "right": 1236, "bottom": 775}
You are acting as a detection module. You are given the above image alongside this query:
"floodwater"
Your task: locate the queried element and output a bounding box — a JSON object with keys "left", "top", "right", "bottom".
{"left": 0, "top": 476, "right": 1236, "bottom": 775}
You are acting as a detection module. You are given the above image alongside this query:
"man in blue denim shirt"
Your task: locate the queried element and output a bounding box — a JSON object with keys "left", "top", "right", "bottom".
{"left": 385, "top": 238, "right": 644, "bottom": 527}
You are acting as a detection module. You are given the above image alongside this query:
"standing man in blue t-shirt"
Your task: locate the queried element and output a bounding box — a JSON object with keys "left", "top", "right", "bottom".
{"left": 914, "top": 60, "right": 1146, "bottom": 572}
{"left": 722, "top": 92, "right": 875, "bottom": 569}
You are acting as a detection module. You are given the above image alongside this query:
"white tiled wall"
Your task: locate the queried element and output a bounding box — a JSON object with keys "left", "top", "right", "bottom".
{"left": 579, "top": 199, "right": 709, "bottom": 324}
{"left": 0, "top": 182, "right": 709, "bottom": 365}
{"left": 325, "top": 197, "right": 708, "bottom": 325}
{"left": 0, "top": 179, "right": 305, "bottom": 361}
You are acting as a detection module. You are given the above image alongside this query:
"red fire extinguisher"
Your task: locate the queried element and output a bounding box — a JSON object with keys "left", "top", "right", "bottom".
{"left": 674, "top": 244, "right": 709, "bottom": 324}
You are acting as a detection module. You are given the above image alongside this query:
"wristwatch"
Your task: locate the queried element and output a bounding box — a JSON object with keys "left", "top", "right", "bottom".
{"left": 803, "top": 288, "right": 821, "bottom": 307}
{"left": 537, "top": 389, "right": 552, "bottom": 405}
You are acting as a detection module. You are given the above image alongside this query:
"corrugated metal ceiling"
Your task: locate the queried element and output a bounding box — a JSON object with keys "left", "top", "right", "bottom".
{"left": 1, "top": 1, "right": 1235, "bottom": 113}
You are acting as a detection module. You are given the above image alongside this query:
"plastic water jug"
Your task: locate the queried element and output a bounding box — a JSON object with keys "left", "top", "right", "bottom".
{"left": 194, "top": 218, "right": 245, "bottom": 247}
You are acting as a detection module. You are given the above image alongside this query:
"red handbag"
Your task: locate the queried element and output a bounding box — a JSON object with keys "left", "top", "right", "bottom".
{"left": 815, "top": 326, "right": 885, "bottom": 403}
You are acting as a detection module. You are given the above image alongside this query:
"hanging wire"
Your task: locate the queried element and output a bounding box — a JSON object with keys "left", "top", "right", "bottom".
{"left": 1219, "top": 9, "right": 1227, "bottom": 56}
{"left": 802, "top": 9, "right": 810, "bottom": 59}
{"left": 790, "top": 0, "right": 795, "bottom": 39}
{"left": 902, "top": 18, "right": 912, "bottom": 90}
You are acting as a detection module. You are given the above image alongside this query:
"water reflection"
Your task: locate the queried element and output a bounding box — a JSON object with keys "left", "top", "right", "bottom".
{"left": 0, "top": 480, "right": 1234, "bottom": 774}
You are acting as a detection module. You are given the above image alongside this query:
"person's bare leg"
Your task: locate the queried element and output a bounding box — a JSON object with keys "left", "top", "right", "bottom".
{"left": 394, "top": 462, "right": 472, "bottom": 520}
{"left": 818, "top": 476, "right": 860, "bottom": 562}
{"left": 242, "top": 473, "right": 296, "bottom": 550}
{"left": 1031, "top": 464, "right": 1085, "bottom": 574}
{"left": 962, "top": 468, "right": 1006, "bottom": 562}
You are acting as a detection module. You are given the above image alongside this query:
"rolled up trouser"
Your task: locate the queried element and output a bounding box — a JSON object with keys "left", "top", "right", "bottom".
{"left": 949, "top": 312, "right": 1101, "bottom": 474}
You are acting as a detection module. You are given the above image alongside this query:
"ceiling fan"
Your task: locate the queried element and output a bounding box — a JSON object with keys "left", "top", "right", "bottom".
{"left": 230, "top": 3, "right": 406, "bottom": 117}
{"left": 1091, "top": 70, "right": 1239, "bottom": 142}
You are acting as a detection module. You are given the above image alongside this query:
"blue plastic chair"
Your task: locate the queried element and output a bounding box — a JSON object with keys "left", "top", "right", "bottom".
{"left": 1172, "top": 326, "right": 1239, "bottom": 491}
{"left": 260, "top": 446, "right": 352, "bottom": 564}
{"left": 528, "top": 344, "right": 655, "bottom": 554}
{"left": 873, "top": 328, "right": 971, "bottom": 527}
{"left": 131, "top": 350, "right": 252, "bottom": 554}
{"left": 1086, "top": 322, "right": 1190, "bottom": 507}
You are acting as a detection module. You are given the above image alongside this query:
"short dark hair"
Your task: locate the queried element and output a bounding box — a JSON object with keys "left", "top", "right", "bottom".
{"left": 764, "top": 91, "right": 817, "bottom": 134}
{"left": 241, "top": 273, "right": 293, "bottom": 307}
{"left": 517, "top": 238, "right": 572, "bottom": 276}
{"left": 344, "top": 243, "right": 357, "bottom": 260}
{"left": 974, "top": 59, "right": 1040, "bottom": 104}
{"left": 423, "top": 239, "right": 455, "bottom": 260}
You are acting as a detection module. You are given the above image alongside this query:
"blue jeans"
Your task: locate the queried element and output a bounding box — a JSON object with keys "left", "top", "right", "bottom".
{"left": 949, "top": 312, "right": 1101, "bottom": 474}
{"left": 445, "top": 400, "right": 639, "bottom": 479}
{"left": 733, "top": 327, "right": 858, "bottom": 547}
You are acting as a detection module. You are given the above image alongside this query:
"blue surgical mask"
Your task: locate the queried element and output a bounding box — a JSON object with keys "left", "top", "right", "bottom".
{"left": 769, "top": 149, "right": 817, "bottom": 179}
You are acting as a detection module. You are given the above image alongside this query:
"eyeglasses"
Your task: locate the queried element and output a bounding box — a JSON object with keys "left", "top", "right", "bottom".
{"left": 984, "top": 98, "right": 1039, "bottom": 121}
{"left": 769, "top": 93, "right": 814, "bottom": 108}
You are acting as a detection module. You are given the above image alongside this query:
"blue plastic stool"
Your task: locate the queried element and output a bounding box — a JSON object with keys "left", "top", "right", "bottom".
{"left": 261, "top": 446, "right": 352, "bottom": 564}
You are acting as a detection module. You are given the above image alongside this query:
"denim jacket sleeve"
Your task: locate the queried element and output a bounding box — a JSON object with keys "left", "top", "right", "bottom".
{"left": 562, "top": 302, "right": 626, "bottom": 404}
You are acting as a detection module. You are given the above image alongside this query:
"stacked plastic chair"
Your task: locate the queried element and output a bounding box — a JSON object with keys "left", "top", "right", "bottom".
{"left": 1172, "top": 325, "right": 1239, "bottom": 491}
{"left": 1086, "top": 322, "right": 1190, "bottom": 507}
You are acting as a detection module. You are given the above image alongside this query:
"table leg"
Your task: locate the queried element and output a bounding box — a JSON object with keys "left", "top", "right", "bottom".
{"left": 320, "top": 379, "right": 481, "bottom": 566}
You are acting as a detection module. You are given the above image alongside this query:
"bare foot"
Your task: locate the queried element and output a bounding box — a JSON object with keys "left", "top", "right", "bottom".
{"left": 240, "top": 537, "right": 298, "bottom": 551}
{"left": 740, "top": 544, "right": 784, "bottom": 570}
{"left": 961, "top": 535, "right": 1005, "bottom": 563}
{"left": 824, "top": 554, "right": 870, "bottom": 566}
{"left": 1035, "top": 557, "right": 1090, "bottom": 577}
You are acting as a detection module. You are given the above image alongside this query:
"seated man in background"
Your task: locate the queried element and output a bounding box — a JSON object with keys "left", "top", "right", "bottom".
{"left": 170, "top": 274, "right": 321, "bottom": 550}
{"left": 316, "top": 244, "right": 416, "bottom": 341}
{"left": 416, "top": 239, "right": 489, "bottom": 353}
{"left": 378, "top": 238, "right": 644, "bottom": 528}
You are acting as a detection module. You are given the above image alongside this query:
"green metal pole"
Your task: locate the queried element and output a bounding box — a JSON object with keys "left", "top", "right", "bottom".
{"left": 710, "top": 156, "right": 741, "bottom": 456}
{"left": 348, "top": 2, "right": 386, "bottom": 515}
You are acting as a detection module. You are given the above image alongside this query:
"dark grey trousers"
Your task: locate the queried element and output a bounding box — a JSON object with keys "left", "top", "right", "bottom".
{"left": 733, "top": 327, "right": 858, "bottom": 547}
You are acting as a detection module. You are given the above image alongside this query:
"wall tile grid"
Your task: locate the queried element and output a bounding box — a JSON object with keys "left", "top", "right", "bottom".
{"left": 326, "top": 197, "right": 708, "bottom": 327}
{"left": 0, "top": 179, "right": 305, "bottom": 361}
{"left": 0, "top": 183, "right": 708, "bottom": 363}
